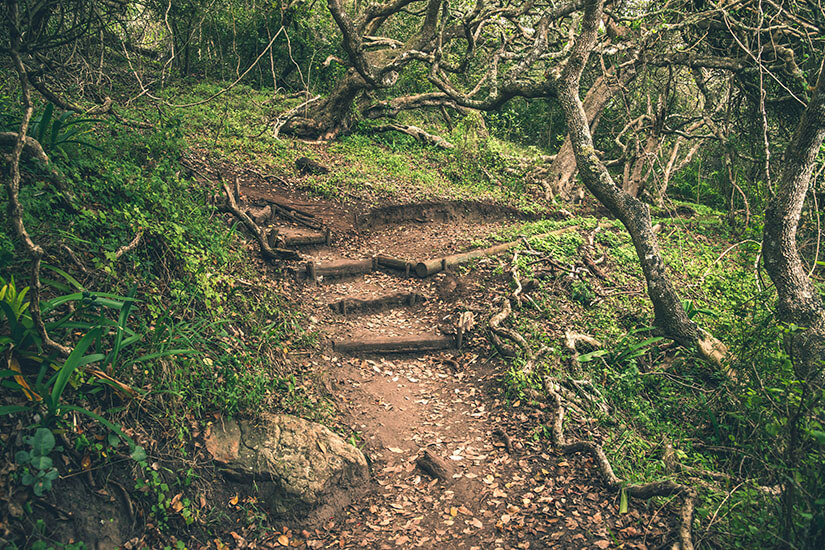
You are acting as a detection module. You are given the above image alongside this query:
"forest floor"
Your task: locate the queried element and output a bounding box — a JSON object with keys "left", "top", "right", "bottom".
{"left": 213, "top": 163, "right": 681, "bottom": 550}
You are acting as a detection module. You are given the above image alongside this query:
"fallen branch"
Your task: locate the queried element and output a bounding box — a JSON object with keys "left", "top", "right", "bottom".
{"left": 456, "top": 311, "right": 475, "bottom": 350}
{"left": 307, "top": 258, "right": 374, "bottom": 282}
{"left": 218, "top": 182, "right": 301, "bottom": 261}
{"left": 545, "top": 384, "right": 696, "bottom": 550}
{"left": 329, "top": 292, "right": 424, "bottom": 314}
{"left": 416, "top": 449, "right": 454, "bottom": 482}
{"left": 267, "top": 200, "right": 323, "bottom": 230}
{"left": 416, "top": 226, "right": 580, "bottom": 278}
{"left": 493, "top": 428, "right": 513, "bottom": 453}
{"left": 113, "top": 230, "right": 144, "bottom": 261}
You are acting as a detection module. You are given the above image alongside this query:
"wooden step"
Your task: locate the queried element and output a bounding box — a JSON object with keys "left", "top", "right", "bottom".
{"left": 375, "top": 254, "right": 415, "bottom": 276}
{"left": 268, "top": 227, "right": 330, "bottom": 248}
{"left": 307, "top": 258, "right": 375, "bottom": 281}
{"left": 333, "top": 334, "right": 455, "bottom": 354}
{"left": 329, "top": 292, "right": 425, "bottom": 314}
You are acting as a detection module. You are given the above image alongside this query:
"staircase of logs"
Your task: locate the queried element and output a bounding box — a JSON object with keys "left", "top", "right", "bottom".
{"left": 235, "top": 194, "right": 572, "bottom": 356}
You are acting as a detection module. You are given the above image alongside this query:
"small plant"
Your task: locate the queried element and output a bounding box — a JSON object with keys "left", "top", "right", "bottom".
{"left": 681, "top": 298, "right": 718, "bottom": 320}
{"left": 1, "top": 274, "right": 151, "bottom": 460}
{"left": 578, "top": 327, "right": 663, "bottom": 370}
{"left": 15, "top": 428, "right": 60, "bottom": 496}
{"left": 28, "top": 103, "right": 101, "bottom": 158}
{"left": 570, "top": 279, "right": 596, "bottom": 307}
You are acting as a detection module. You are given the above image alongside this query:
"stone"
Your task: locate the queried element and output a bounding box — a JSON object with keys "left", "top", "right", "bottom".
{"left": 204, "top": 414, "right": 369, "bottom": 523}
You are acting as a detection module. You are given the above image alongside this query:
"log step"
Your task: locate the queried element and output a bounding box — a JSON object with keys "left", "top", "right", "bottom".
{"left": 333, "top": 334, "right": 455, "bottom": 354}
{"left": 268, "top": 227, "right": 330, "bottom": 248}
{"left": 308, "top": 258, "right": 375, "bottom": 281}
{"left": 376, "top": 254, "right": 415, "bottom": 276}
{"left": 415, "top": 225, "right": 580, "bottom": 278}
{"left": 329, "top": 292, "right": 425, "bottom": 314}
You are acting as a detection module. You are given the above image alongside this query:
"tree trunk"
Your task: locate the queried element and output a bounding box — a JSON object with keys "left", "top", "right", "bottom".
{"left": 555, "top": 0, "right": 726, "bottom": 366}
{"left": 762, "top": 59, "right": 825, "bottom": 384}
{"left": 282, "top": 69, "right": 367, "bottom": 139}
{"left": 547, "top": 69, "right": 636, "bottom": 201}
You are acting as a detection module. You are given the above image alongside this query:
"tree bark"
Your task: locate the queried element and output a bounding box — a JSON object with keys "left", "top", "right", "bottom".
{"left": 762, "top": 57, "right": 825, "bottom": 384}
{"left": 555, "top": 0, "right": 726, "bottom": 365}
{"left": 282, "top": 69, "right": 368, "bottom": 139}
{"left": 547, "top": 69, "right": 636, "bottom": 201}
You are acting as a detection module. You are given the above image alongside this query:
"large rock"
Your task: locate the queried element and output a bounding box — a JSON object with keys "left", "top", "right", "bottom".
{"left": 205, "top": 414, "right": 368, "bottom": 523}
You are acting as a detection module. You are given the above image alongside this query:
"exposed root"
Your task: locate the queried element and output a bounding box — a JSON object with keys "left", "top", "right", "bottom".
{"left": 370, "top": 123, "right": 454, "bottom": 149}
{"left": 488, "top": 295, "right": 530, "bottom": 359}
{"left": 564, "top": 330, "right": 603, "bottom": 366}
{"left": 113, "top": 230, "right": 144, "bottom": 261}
{"left": 218, "top": 181, "right": 302, "bottom": 261}
{"left": 545, "top": 384, "right": 697, "bottom": 550}
{"left": 697, "top": 328, "right": 731, "bottom": 373}
{"left": 272, "top": 94, "right": 322, "bottom": 139}
{"left": 493, "top": 428, "right": 513, "bottom": 453}
{"left": 510, "top": 251, "right": 523, "bottom": 307}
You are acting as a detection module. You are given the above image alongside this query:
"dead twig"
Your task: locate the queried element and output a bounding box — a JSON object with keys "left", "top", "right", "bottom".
{"left": 113, "top": 230, "right": 144, "bottom": 261}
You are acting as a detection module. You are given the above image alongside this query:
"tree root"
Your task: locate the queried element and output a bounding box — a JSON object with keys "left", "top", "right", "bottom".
{"left": 546, "top": 384, "right": 697, "bottom": 550}
{"left": 370, "top": 123, "right": 454, "bottom": 149}
{"left": 489, "top": 294, "right": 531, "bottom": 359}
{"left": 113, "top": 230, "right": 144, "bottom": 261}
{"left": 218, "top": 181, "right": 302, "bottom": 261}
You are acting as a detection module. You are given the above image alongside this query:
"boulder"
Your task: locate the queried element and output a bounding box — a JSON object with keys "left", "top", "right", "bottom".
{"left": 204, "top": 414, "right": 368, "bottom": 523}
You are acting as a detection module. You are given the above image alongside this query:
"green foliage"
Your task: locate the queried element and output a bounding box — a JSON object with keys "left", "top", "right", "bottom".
{"left": 28, "top": 103, "right": 102, "bottom": 158}
{"left": 570, "top": 279, "right": 595, "bottom": 307}
{"left": 0, "top": 274, "right": 148, "bottom": 455}
{"left": 14, "top": 428, "right": 59, "bottom": 496}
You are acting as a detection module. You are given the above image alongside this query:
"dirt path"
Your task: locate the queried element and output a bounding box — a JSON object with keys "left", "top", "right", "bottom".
{"left": 237, "top": 176, "right": 677, "bottom": 550}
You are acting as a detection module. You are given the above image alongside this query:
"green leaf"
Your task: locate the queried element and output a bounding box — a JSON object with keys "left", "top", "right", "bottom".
{"left": 809, "top": 430, "right": 825, "bottom": 445}
{"left": 619, "top": 488, "right": 628, "bottom": 514}
{"left": 578, "top": 349, "right": 608, "bottom": 363}
{"left": 30, "top": 455, "right": 54, "bottom": 471}
{"left": 51, "top": 329, "right": 102, "bottom": 405}
{"left": 0, "top": 405, "right": 30, "bottom": 416}
{"left": 14, "top": 450, "right": 30, "bottom": 464}
{"left": 33, "top": 479, "right": 50, "bottom": 497}
{"left": 30, "top": 428, "right": 56, "bottom": 455}
{"left": 42, "top": 264, "right": 85, "bottom": 291}
{"left": 130, "top": 445, "right": 147, "bottom": 462}
{"left": 59, "top": 405, "right": 137, "bottom": 450}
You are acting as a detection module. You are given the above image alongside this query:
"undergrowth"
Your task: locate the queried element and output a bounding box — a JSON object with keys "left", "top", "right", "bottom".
{"left": 0, "top": 95, "right": 326, "bottom": 547}
{"left": 494, "top": 216, "right": 825, "bottom": 549}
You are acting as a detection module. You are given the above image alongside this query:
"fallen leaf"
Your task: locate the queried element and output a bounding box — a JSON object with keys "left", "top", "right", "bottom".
{"left": 229, "top": 494, "right": 239, "bottom": 506}
{"left": 278, "top": 534, "right": 290, "bottom": 546}
{"left": 620, "top": 526, "right": 639, "bottom": 537}
{"left": 395, "top": 535, "right": 409, "bottom": 546}
{"left": 594, "top": 541, "right": 610, "bottom": 549}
